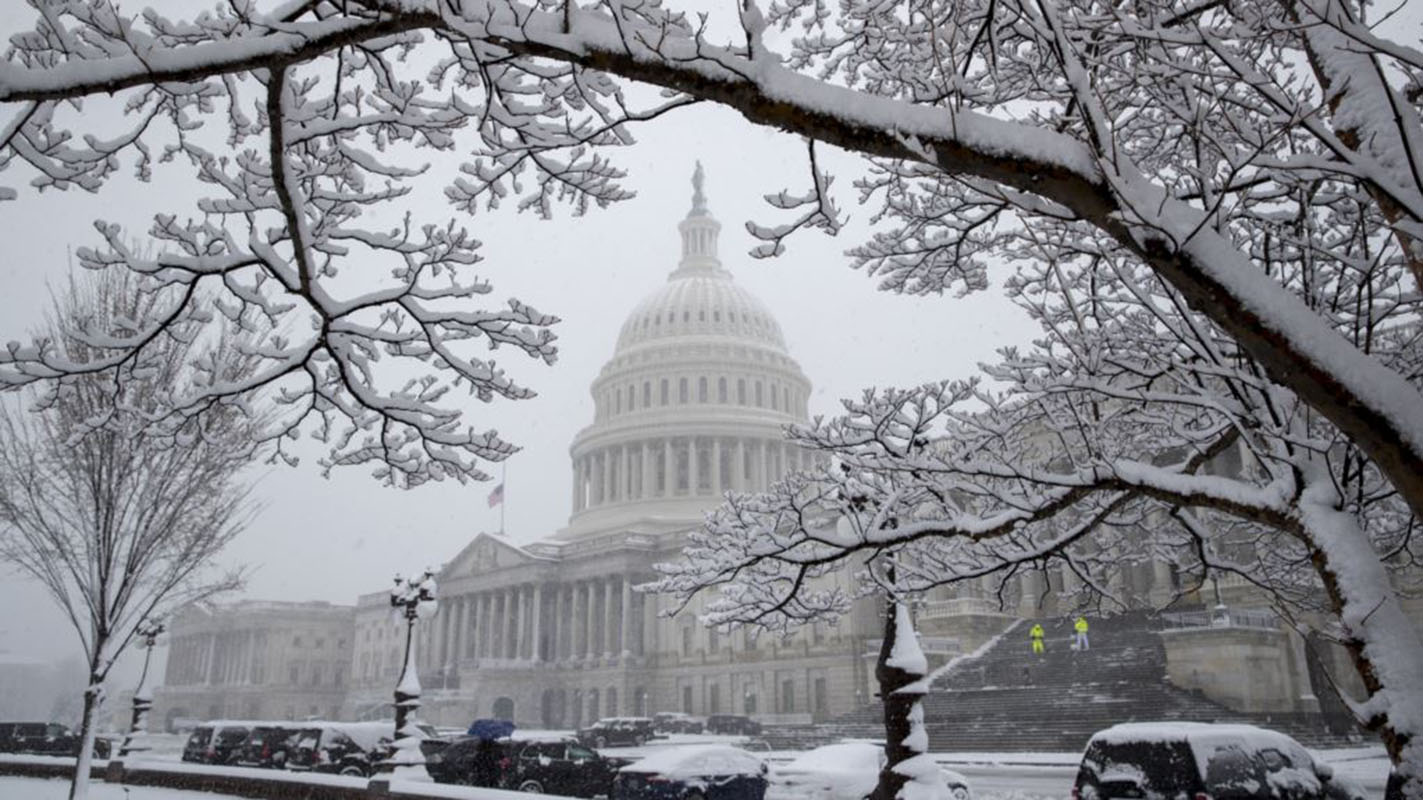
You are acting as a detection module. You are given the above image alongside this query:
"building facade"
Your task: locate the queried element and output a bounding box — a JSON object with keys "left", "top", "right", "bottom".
{"left": 151, "top": 600, "right": 354, "bottom": 731}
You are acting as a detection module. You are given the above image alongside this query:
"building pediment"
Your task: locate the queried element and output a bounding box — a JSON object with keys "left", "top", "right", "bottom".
{"left": 442, "top": 533, "right": 545, "bottom": 580}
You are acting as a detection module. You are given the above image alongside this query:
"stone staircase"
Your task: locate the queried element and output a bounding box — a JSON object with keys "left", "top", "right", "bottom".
{"left": 772, "top": 612, "right": 1360, "bottom": 753}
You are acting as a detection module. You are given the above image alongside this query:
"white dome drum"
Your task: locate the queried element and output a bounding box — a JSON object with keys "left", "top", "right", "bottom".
{"left": 561, "top": 164, "right": 814, "bottom": 539}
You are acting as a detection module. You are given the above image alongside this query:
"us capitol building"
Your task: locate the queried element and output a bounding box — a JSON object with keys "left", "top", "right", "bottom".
{"left": 154, "top": 167, "right": 885, "bottom": 730}
{"left": 153, "top": 168, "right": 1384, "bottom": 735}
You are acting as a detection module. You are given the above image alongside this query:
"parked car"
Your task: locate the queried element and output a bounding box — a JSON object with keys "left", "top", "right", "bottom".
{"left": 654, "top": 713, "right": 706, "bottom": 735}
{"left": 234, "top": 724, "right": 301, "bottom": 769}
{"left": 579, "top": 717, "right": 660, "bottom": 748}
{"left": 1072, "top": 723, "right": 1346, "bottom": 800}
{"left": 769, "top": 741, "right": 971, "bottom": 800}
{"left": 508, "top": 737, "right": 632, "bottom": 796}
{"left": 705, "top": 715, "right": 762, "bottom": 736}
{"left": 180, "top": 721, "right": 254, "bottom": 765}
{"left": 286, "top": 721, "right": 395, "bottom": 777}
{"left": 0, "top": 722, "right": 110, "bottom": 759}
{"left": 614, "top": 744, "right": 769, "bottom": 800}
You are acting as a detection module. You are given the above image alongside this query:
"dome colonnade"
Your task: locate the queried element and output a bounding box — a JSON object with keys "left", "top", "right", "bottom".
{"left": 565, "top": 162, "right": 815, "bottom": 534}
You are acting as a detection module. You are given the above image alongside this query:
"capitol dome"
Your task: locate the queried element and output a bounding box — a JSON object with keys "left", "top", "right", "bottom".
{"left": 560, "top": 164, "right": 814, "bottom": 538}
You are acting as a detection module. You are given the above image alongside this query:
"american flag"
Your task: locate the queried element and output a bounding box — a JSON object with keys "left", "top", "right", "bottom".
{"left": 487, "top": 483, "right": 504, "bottom": 508}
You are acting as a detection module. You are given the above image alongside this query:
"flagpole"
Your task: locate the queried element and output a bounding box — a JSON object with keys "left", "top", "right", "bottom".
{"left": 499, "top": 460, "right": 507, "bottom": 537}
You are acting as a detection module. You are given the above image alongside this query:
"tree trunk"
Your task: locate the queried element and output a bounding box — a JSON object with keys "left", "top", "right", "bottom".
{"left": 871, "top": 598, "right": 921, "bottom": 800}
{"left": 68, "top": 671, "right": 103, "bottom": 800}
{"left": 1298, "top": 475, "right": 1423, "bottom": 800}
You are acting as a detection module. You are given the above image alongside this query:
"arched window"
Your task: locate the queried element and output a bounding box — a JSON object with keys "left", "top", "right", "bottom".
{"left": 679, "top": 377, "right": 689, "bottom": 403}
{"left": 660, "top": 379, "right": 669, "bottom": 406}
{"left": 755, "top": 381, "right": 764, "bottom": 407}
{"left": 628, "top": 384, "right": 636, "bottom": 411}
{"left": 770, "top": 383, "right": 778, "bottom": 410}
{"left": 698, "top": 376, "right": 708, "bottom": 403}
{"left": 784, "top": 386, "right": 791, "bottom": 412}
{"left": 615, "top": 390, "right": 622, "bottom": 414}
{"left": 737, "top": 379, "right": 747, "bottom": 405}
{"left": 643, "top": 381, "right": 652, "bottom": 407}
{"left": 718, "top": 377, "right": 728, "bottom": 403}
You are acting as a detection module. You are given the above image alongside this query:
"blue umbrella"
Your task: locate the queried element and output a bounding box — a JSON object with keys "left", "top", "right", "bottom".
{"left": 467, "top": 718, "right": 516, "bottom": 739}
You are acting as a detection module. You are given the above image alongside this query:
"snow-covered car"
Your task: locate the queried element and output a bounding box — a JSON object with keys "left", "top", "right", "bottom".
{"left": 614, "top": 744, "right": 769, "bottom": 800}
{"left": 286, "top": 721, "right": 396, "bottom": 777}
{"left": 654, "top": 712, "right": 707, "bottom": 735}
{"left": 768, "top": 742, "right": 971, "bottom": 800}
{"left": 1072, "top": 722, "right": 1340, "bottom": 800}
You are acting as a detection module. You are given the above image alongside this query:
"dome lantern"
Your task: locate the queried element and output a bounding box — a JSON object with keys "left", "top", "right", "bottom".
{"left": 675, "top": 161, "right": 723, "bottom": 275}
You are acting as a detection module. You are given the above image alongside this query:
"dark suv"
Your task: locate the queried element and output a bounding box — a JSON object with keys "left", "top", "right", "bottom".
{"left": 577, "top": 717, "right": 659, "bottom": 748}
{"left": 286, "top": 722, "right": 393, "bottom": 777}
{"left": 180, "top": 723, "right": 251, "bottom": 764}
{"left": 234, "top": 724, "right": 300, "bottom": 769}
{"left": 1072, "top": 723, "right": 1345, "bottom": 800}
{"left": 706, "top": 715, "right": 762, "bottom": 736}
{"left": 0, "top": 722, "right": 110, "bottom": 758}
{"left": 428, "top": 736, "right": 628, "bottom": 796}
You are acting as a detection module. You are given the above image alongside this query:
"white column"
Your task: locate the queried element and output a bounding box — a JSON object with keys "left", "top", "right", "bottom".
{"left": 689, "top": 437, "right": 699, "bottom": 494}
{"left": 640, "top": 442, "right": 652, "bottom": 500}
{"left": 523, "top": 585, "right": 535, "bottom": 660}
{"left": 625, "top": 445, "right": 634, "bottom": 499}
{"left": 621, "top": 578, "right": 635, "bottom": 656}
{"left": 712, "top": 438, "right": 723, "bottom": 495}
{"left": 551, "top": 585, "right": 564, "bottom": 662}
{"left": 604, "top": 579, "right": 617, "bottom": 656}
{"left": 531, "top": 584, "right": 544, "bottom": 662}
{"left": 584, "top": 581, "right": 597, "bottom": 659}
{"left": 734, "top": 439, "right": 745, "bottom": 492}
{"left": 663, "top": 439, "right": 673, "bottom": 496}
{"left": 505, "top": 587, "right": 518, "bottom": 660}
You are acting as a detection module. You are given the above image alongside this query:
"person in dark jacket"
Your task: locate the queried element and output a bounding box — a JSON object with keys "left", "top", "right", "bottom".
{"left": 471, "top": 737, "right": 503, "bottom": 788}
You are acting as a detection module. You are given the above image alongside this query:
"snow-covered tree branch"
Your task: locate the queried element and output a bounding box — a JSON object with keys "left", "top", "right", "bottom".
{"left": 0, "top": 0, "right": 1420, "bottom": 507}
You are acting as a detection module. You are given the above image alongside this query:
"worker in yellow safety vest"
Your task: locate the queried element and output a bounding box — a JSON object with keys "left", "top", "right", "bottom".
{"left": 1074, "top": 616, "right": 1090, "bottom": 650}
{"left": 1030, "top": 622, "right": 1045, "bottom": 654}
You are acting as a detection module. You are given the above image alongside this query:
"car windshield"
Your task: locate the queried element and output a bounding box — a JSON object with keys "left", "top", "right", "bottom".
{"left": 1083, "top": 740, "right": 1198, "bottom": 797}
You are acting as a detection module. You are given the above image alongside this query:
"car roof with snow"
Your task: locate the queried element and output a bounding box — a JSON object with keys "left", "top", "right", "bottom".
{"left": 1089, "top": 722, "right": 1306, "bottom": 748}
{"left": 620, "top": 744, "right": 765, "bottom": 777}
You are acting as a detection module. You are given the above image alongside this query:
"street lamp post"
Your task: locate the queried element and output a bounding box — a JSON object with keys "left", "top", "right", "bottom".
{"left": 118, "top": 617, "right": 166, "bottom": 758}
{"left": 382, "top": 569, "right": 437, "bottom": 774}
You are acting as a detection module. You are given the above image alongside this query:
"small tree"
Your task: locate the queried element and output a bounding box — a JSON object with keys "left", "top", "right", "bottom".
{"left": 0, "top": 272, "right": 255, "bottom": 800}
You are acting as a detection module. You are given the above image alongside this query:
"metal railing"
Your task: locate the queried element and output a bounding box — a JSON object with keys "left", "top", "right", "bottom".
{"left": 918, "top": 597, "right": 1012, "bottom": 619}
{"left": 1161, "top": 606, "right": 1280, "bottom": 631}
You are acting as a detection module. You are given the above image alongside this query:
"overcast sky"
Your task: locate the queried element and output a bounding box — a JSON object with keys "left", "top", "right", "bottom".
{"left": 0, "top": 3, "right": 1036, "bottom": 681}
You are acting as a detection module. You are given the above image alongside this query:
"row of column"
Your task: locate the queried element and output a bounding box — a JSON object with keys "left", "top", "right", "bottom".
{"left": 573, "top": 437, "right": 810, "bottom": 511}
{"left": 168, "top": 631, "right": 257, "bottom": 687}
{"left": 423, "top": 577, "right": 644, "bottom": 671}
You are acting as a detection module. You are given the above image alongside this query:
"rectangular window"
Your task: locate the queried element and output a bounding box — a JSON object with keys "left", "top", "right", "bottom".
{"left": 708, "top": 629, "right": 719, "bottom": 654}
{"left": 660, "top": 379, "right": 669, "bottom": 405}
{"left": 289, "top": 664, "right": 299, "bottom": 685}
{"left": 718, "top": 377, "right": 728, "bottom": 403}
{"left": 698, "top": 377, "right": 708, "bottom": 403}
{"left": 682, "top": 626, "right": 693, "bottom": 656}
{"left": 737, "top": 379, "right": 746, "bottom": 404}
{"left": 710, "top": 683, "right": 722, "bottom": 713}
{"left": 781, "top": 679, "right": 795, "bottom": 712}
{"left": 679, "top": 377, "right": 689, "bottom": 403}
{"left": 644, "top": 382, "right": 652, "bottom": 407}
